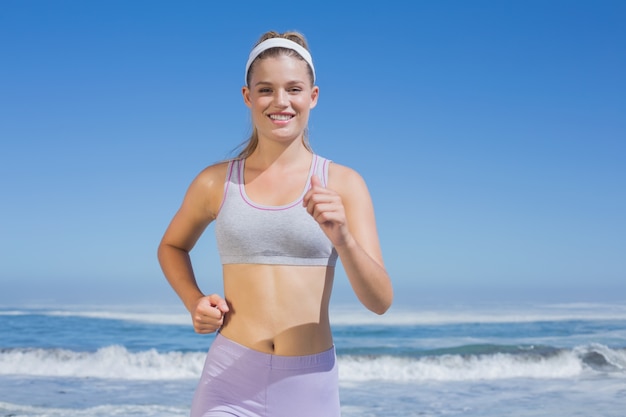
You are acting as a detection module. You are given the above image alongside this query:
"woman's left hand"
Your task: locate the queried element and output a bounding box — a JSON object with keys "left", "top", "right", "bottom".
{"left": 303, "top": 175, "right": 352, "bottom": 247}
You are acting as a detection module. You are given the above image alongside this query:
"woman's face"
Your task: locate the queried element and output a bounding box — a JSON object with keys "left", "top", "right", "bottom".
{"left": 243, "top": 55, "right": 319, "bottom": 144}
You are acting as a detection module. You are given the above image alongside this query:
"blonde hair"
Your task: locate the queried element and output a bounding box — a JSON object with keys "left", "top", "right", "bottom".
{"left": 236, "top": 31, "right": 315, "bottom": 159}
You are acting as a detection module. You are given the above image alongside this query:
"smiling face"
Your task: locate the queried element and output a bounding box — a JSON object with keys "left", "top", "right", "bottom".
{"left": 242, "top": 54, "right": 319, "bottom": 146}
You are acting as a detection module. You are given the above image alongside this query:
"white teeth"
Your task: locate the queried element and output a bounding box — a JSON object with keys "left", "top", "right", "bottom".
{"left": 269, "top": 114, "right": 293, "bottom": 121}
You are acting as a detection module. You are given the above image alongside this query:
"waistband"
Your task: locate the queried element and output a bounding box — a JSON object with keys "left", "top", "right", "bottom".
{"left": 212, "top": 332, "right": 336, "bottom": 370}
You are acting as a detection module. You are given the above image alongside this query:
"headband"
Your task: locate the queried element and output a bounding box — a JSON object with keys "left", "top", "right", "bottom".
{"left": 244, "top": 38, "right": 316, "bottom": 85}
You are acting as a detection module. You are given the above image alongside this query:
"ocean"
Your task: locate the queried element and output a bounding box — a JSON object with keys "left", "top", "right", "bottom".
{"left": 1, "top": 302, "right": 625, "bottom": 416}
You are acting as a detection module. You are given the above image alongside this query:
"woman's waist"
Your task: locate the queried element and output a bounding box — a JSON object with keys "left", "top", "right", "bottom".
{"left": 219, "top": 315, "right": 333, "bottom": 356}
{"left": 212, "top": 332, "right": 336, "bottom": 369}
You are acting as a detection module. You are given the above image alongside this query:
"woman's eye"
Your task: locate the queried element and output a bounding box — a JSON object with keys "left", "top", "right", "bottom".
{"left": 259, "top": 88, "right": 271, "bottom": 93}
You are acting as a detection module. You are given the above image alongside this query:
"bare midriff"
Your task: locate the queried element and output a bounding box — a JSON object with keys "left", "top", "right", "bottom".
{"left": 218, "top": 264, "right": 335, "bottom": 356}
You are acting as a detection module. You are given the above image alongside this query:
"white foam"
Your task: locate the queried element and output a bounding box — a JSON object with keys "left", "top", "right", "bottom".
{"left": 3, "top": 302, "right": 626, "bottom": 326}
{"left": 0, "top": 309, "right": 191, "bottom": 325}
{"left": 0, "top": 346, "right": 205, "bottom": 380}
{"left": 0, "top": 402, "right": 188, "bottom": 417}
{"left": 330, "top": 303, "right": 626, "bottom": 326}
{"left": 3, "top": 344, "right": 623, "bottom": 382}
{"left": 48, "top": 310, "right": 192, "bottom": 325}
{"left": 575, "top": 343, "right": 626, "bottom": 370}
{"left": 339, "top": 351, "right": 584, "bottom": 382}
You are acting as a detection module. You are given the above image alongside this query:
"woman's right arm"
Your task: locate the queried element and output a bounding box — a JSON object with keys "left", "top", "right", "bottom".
{"left": 157, "top": 164, "right": 230, "bottom": 333}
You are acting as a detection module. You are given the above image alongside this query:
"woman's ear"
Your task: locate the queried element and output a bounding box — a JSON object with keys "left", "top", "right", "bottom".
{"left": 309, "top": 86, "right": 319, "bottom": 109}
{"left": 242, "top": 86, "right": 252, "bottom": 108}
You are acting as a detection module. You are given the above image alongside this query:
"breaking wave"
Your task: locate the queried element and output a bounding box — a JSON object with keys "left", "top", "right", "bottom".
{"left": 1, "top": 344, "right": 624, "bottom": 382}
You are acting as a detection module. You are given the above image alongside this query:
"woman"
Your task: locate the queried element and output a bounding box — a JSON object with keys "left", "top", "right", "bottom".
{"left": 158, "top": 30, "right": 393, "bottom": 417}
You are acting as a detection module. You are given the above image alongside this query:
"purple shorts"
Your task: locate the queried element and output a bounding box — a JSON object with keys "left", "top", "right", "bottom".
{"left": 191, "top": 333, "right": 341, "bottom": 417}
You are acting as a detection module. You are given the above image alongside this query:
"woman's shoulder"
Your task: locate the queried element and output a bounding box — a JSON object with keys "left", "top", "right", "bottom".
{"left": 326, "top": 159, "right": 364, "bottom": 181}
{"left": 193, "top": 160, "right": 236, "bottom": 193}
{"left": 194, "top": 159, "right": 234, "bottom": 186}
{"left": 326, "top": 160, "right": 368, "bottom": 194}
{"left": 183, "top": 160, "right": 234, "bottom": 217}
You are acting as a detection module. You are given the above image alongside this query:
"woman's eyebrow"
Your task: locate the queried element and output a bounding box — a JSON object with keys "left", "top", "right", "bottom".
{"left": 253, "top": 80, "right": 306, "bottom": 87}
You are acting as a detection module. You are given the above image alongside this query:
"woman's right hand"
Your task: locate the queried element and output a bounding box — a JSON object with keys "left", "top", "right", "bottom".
{"left": 190, "top": 294, "right": 230, "bottom": 334}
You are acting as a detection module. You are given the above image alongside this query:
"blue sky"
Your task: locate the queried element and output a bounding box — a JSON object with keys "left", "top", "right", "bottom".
{"left": 1, "top": 1, "right": 624, "bottom": 307}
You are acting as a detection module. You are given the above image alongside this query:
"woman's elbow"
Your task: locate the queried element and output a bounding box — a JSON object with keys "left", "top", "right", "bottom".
{"left": 368, "top": 286, "right": 393, "bottom": 315}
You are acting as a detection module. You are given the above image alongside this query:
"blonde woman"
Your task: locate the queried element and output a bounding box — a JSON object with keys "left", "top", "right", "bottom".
{"left": 158, "top": 30, "right": 392, "bottom": 417}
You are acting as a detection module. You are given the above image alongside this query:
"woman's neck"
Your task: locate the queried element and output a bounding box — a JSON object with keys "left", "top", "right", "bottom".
{"left": 247, "top": 139, "right": 312, "bottom": 170}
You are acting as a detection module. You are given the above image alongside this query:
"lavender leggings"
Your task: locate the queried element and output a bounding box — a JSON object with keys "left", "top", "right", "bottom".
{"left": 191, "top": 333, "right": 341, "bottom": 417}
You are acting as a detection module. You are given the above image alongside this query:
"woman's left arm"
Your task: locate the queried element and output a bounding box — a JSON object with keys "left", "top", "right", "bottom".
{"left": 303, "top": 164, "right": 393, "bottom": 314}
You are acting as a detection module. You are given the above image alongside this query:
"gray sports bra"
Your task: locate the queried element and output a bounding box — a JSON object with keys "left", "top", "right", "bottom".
{"left": 214, "top": 154, "right": 338, "bottom": 266}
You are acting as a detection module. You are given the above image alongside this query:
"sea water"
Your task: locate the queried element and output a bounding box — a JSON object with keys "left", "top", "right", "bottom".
{"left": 1, "top": 302, "right": 625, "bottom": 416}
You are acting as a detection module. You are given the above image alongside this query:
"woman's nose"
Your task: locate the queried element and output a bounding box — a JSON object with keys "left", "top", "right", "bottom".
{"left": 274, "top": 89, "right": 288, "bottom": 106}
